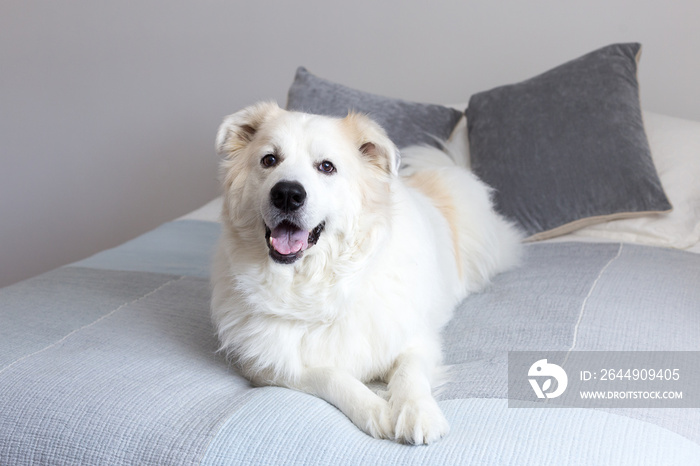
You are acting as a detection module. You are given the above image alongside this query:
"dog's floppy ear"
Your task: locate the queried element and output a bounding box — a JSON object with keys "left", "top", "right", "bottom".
{"left": 216, "top": 101, "right": 281, "bottom": 158}
{"left": 342, "top": 112, "right": 400, "bottom": 176}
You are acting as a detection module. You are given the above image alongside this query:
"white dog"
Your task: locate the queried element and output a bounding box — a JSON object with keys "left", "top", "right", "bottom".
{"left": 211, "top": 102, "right": 522, "bottom": 444}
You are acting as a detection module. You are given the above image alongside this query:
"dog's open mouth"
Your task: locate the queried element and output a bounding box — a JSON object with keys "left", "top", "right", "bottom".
{"left": 265, "top": 221, "right": 325, "bottom": 264}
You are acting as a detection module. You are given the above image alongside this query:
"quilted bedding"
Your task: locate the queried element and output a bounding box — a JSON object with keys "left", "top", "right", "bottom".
{"left": 1, "top": 218, "right": 699, "bottom": 465}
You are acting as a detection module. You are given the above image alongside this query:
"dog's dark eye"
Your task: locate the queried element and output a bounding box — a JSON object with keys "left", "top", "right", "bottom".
{"left": 318, "top": 160, "right": 336, "bottom": 175}
{"left": 261, "top": 154, "right": 278, "bottom": 168}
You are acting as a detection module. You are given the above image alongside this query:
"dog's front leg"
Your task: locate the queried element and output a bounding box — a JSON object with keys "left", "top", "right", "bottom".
{"left": 294, "top": 367, "right": 393, "bottom": 440}
{"left": 386, "top": 349, "right": 449, "bottom": 444}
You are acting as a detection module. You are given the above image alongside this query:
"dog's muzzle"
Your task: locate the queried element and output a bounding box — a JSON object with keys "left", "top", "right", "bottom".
{"left": 265, "top": 181, "right": 325, "bottom": 264}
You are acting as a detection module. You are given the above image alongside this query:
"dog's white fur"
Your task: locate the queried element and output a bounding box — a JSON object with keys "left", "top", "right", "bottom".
{"left": 211, "top": 102, "right": 522, "bottom": 444}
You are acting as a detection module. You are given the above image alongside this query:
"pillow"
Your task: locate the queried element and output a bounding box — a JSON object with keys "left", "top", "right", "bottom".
{"left": 571, "top": 111, "right": 700, "bottom": 250}
{"left": 465, "top": 43, "right": 672, "bottom": 241}
{"left": 286, "top": 67, "right": 463, "bottom": 149}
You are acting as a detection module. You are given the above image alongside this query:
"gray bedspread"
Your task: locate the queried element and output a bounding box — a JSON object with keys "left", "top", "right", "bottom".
{"left": 1, "top": 219, "right": 698, "bottom": 465}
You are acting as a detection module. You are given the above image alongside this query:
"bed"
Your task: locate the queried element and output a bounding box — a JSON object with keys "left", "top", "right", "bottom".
{"left": 2, "top": 43, "right": 699, "bottom": 465}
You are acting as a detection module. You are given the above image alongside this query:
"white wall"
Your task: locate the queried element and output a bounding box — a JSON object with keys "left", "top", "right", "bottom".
{"left": 2, "top": 0, "right": 699, "bottom": 287}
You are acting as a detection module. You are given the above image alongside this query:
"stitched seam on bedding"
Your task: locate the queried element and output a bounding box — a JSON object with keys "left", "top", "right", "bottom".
{"left": 0, "top": 275, "right": 186, "bottom": 376}
{"left": 197, "top": 389, "right": 263, "bottom": 466}
{"left": 565, "top": 243, "right": 624, "bottom": 360}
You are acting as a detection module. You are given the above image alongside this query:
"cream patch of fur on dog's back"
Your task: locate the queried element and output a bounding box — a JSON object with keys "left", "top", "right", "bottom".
{"left": 405, "top": 171, "right": 463, "bottom": 278}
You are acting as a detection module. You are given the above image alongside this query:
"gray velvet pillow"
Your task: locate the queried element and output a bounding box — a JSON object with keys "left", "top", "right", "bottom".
{"left": 466, "top": 43, "right": 672, "bottom": 240}
{"left": 287, "top": 67, "right": 463, "bottom": 149}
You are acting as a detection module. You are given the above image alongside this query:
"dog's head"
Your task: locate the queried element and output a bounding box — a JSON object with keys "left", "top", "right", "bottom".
{"left": 216, "top": 102, "right": 399, "bottom": 265}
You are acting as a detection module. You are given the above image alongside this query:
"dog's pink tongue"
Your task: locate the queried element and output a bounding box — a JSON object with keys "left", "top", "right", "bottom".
{"left": 270, "top": 225, "right": 309, "bottom": 255}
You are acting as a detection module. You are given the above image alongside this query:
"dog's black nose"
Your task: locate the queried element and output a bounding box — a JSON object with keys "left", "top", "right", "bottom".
{"left": 270, "top": 181, "right": 306, "bottom": 212}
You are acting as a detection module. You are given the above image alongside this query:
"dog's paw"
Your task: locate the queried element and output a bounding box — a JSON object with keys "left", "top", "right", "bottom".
{"left": 352, "top": 398, "right": 393, "bottom": 440}
{"left": 391, "top": 396, "right": 449, "bottom": 445}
